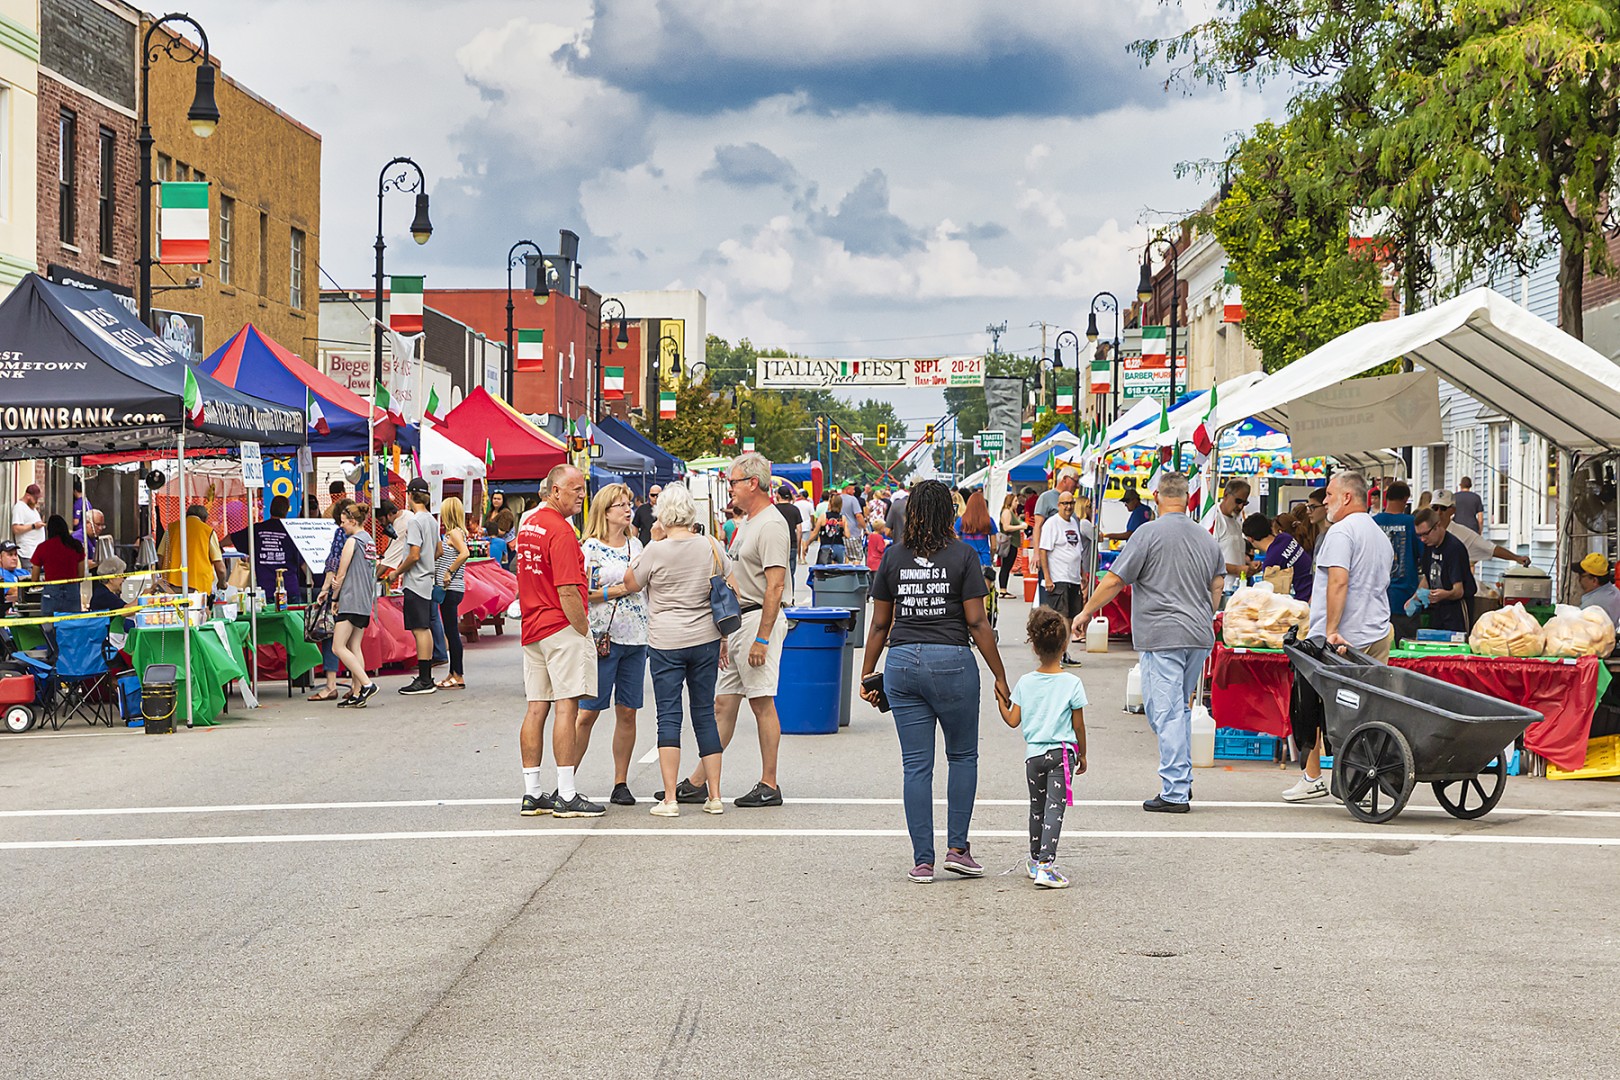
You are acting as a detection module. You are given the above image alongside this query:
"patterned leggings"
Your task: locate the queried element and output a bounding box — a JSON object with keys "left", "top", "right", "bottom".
{"left": 1026, "top": 746, "right": 1072, "bottom": 862}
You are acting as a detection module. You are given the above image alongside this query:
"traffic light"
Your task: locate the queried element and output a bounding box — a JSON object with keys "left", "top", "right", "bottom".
{"left": 876, "top": 423, "right": 888, "bottom": 448}
{"left": 925, "top": 423, "right": 936, "bottom": 445}
{"left": 815, "top": 416, "right": 827, "bottom": 442}
{"left": 830, "top": 423, "right": 841, "bottom": 453}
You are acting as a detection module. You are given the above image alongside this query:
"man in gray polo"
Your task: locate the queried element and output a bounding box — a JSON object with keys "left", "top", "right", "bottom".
{"left": 1072, "top": 472, "right": 1224, "bottom": 813}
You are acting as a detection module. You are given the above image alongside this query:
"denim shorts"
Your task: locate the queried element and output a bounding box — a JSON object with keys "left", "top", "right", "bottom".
{"left": 580, "top": 640, "right": 648, "bottom": 711}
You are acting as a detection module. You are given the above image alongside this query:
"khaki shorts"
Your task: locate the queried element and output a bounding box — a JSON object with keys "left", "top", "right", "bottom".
{"left": 715, "top": 608, "right": 786, "bottom": 699}
{"left": 522, "top": 629, "right": 598, "bottom": 702}
{"left": 1358, "top": 626, "right": 1394, "bottom": 664}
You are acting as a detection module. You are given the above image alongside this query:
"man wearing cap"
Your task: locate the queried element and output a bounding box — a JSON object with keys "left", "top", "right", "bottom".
{"left": 1431, "top": 489, "right": 1531, "bottom": 568}
{"left": 1576, "top": 554, "right": 1620, "bottom": 626}
{"left": 773, "top": 484, "right": 803, "bottom": 602}
{"left": 0, "top": 541, "right": 24, "bottom": 617}
{"left": 10, "top": 484, "right": 43, "bottom": 570}
{"left": 385, "top": 479, "right": 443, "bottom": 696}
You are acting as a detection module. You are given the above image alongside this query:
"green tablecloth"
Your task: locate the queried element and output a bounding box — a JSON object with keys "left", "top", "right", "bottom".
{"left": 236, "top": 608, "right": 321, "bottom": 681}
{"left": 126, "top": 620, "right": 250, "bottom": 726}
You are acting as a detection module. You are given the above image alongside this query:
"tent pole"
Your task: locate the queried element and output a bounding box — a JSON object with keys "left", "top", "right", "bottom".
{"left": 1556, "top": 449, "right": 1574, "bottom": 604}
{"left": 178, "top": 428, "right": 192, "bottom": 729}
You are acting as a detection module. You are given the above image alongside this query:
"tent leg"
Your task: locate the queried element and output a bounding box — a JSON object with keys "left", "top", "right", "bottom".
{"left": 178, "top": 429, "right": 193, "bottom": 729}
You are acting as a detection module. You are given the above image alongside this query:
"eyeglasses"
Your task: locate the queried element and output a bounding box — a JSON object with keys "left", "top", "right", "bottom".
{"left": 727, "top": 476, "right": 751, "bottom": 487}
{"left": 610, "top": 501, "right": 631, "bottom": 510}
{"left": 1415, "top": 528, "right": 1431, "bottom": 539}
{"left": 1058, "top": 500, "right": 1075, "bottom": 507}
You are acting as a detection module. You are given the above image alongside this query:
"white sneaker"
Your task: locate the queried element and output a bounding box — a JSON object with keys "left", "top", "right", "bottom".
{"left": 703, "top": 797, "right": 725, "bottom": 815}
{"left": 1281, "top": 775, "right": 1329, "bottom": 802}
{"left": 650, "top": 801, "right": 680, "bottom": 818}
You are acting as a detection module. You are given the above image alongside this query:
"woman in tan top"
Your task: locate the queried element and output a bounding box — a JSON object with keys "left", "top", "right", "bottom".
{"left": 622, "top": 483, "right": 731, "bottom": 818}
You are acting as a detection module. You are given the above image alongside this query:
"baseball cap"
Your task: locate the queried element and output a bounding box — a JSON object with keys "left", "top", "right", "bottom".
{"left": 0, "top": 541, "right": 18, "bottom": 554}
{"left": 1431, "top": 489, "right": 1455, "bottom": 508}
{"left": 24, "top": 484, "right": 40, "bottom": 497}
{"left": 406, "top": 477, "right": 431, "bottom": 494}
{"left": 1576, "top": 553, "right": 1612, "bottom": 578}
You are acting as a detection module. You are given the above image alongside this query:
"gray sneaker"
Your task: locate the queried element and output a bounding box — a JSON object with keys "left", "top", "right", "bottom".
{"left": 551, "top": 794, "right": 606, "bottom": 818}
{"left": 943, "top": 846, "right": 984, "bottom": 877}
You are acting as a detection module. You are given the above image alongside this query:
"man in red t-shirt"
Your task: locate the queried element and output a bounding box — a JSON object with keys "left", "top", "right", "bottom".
{"left": 515, "top": 464, "right": 602, "bottom": 819}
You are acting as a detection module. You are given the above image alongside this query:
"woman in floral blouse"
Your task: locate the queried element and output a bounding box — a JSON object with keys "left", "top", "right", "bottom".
{"left": 574, "top": 484, "right": 649, "bottom": 806}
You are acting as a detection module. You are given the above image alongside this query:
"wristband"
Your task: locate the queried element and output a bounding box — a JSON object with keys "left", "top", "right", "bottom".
{"left": 754, "top": 636, "right": 769, "bottom": 645}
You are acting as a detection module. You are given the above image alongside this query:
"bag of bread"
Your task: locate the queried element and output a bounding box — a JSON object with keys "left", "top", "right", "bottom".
{"left": 1222, "top": 584, "right": 1311, "bottom": 648}
{"left": 1542, "top": 604, "right": 1617, "bottom": 658}
{"left": 1468, "top": 604, "right": 1546, "bottom": 658}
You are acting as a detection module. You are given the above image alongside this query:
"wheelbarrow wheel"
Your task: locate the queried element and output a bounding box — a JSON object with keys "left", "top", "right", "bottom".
{"left": 1433, "top": 756, "right": 1507, "bottom": 820}
{"left": 4, "top": 704, "right": 34, "bottom": 733}
{"left": 1335, "top": 720, "right": 1415, "bottom": 824}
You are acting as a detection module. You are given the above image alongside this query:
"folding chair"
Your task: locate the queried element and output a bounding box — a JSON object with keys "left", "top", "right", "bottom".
{"left": 53, "top": 616, "right": 118, "bottom": 729}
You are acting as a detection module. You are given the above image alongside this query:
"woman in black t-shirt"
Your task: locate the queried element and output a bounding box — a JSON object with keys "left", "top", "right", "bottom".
{"left": 813, "top": 492, "right": 848, "bottom": 564}
{"left": 860, "top": 480, "right": 1010, "bottom": 884}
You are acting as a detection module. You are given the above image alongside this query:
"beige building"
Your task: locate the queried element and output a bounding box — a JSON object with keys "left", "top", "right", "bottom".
{"left": 1179, "top": 226, "right": 1263, "bottom": 391}
{"left": 0, "top": 1, "right": 39, "bottom": 296}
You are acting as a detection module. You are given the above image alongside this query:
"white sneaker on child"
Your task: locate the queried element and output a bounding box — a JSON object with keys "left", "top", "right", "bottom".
{"left": 1033, "top": 862, "right": 1070, "bottom": 889}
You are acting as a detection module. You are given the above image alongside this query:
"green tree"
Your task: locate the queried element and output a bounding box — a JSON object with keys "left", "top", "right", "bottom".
{"left": 1139, "top": 0, "right": 1620, "bottom": 338}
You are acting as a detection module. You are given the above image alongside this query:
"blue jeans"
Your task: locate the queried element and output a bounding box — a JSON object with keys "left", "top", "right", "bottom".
{"left": 582, "top": 640, "right": 648, "bottom": 711}
{"left": 885, "top": 642, "right": 980, "bottom": 866}
{"left": 1140, "top": 647, "right": 1209, "bottom": 803}
{"left": 649, "top": 640, "right": 722, "bottom": 757}
{"left": 429, "top": 599, "right": 448, "bottom": 664}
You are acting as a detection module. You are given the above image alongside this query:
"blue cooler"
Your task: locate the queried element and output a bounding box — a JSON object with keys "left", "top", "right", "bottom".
{"left": 776, "top": 607, "right": 852, "bottom": 735}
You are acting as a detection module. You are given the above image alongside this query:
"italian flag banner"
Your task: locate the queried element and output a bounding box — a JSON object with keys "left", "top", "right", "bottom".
{"left": 183, "top": 365, "right": 204, "bottom": 425}
{"left": 1141, "top": 325, "right": 1168, "bottom": 361}
{"left": 722, "top": 422, "right": 737, "bottom": 446}
{"left": 1223, "top": 268, "right": 1245, "bottom": 323}
{"left": 1055, "top": 389, "right": 1074, "bottom": 415}
{"left": 517, "top": 329, "right": 544, "bottom": 367}
{"left": 389, "top": 276, "right": 424, "bottom": 333}
{"left": 1191, "top": 382, "right": 1219, "bottom": 457}
{"left": 375, "top": 380, "right": 405, "bottom": 427}
{"left": 604, "top": 366, "right": 625, "bottom": 399}
{"left": 159, "top": 182, "right": 210, "bottom": 264}
{"left": 424, "top": 386, "right": 444, "bottom": 425}
{"left": 1090, "top": 354, "right": 1112, "bottom": 393}
{"left": 1020, "top": 419, "right": 1033, "bottom": 450}
{"left": 659, "top": 391, "right": 677, "bottom": 418}
{"left": 742, "top": 434, "right": 756, "bottom": 453}
{"left": 306, "top": 386, "right": 329, "bottom": 435}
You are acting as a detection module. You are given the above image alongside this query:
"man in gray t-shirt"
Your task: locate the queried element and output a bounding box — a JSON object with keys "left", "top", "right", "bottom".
{"left": 389, "top": 480, "right": 445, "bottom": 696}
{"left": 1073, "top": 473, "right": 1224, "bottom": 812}
{"left": 1450, "top": 479, "right": 1485, "bottom": 535}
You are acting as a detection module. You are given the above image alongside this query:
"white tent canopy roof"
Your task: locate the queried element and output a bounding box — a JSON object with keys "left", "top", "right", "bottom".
{"left": 1113, "top": 372, "right": 1267, "bottom": 450}
{"left": 422, "top": 425, "right": 485, "bottom": 481}
{"left": 1210, "top": 287, "right": 1620, "bottom": 456}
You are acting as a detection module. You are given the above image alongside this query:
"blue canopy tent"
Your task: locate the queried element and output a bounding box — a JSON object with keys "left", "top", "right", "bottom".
{"left": 595, "top": 415, "right": 685, "bottom": 496}
{"left": 590, "top": 465, "right": 626, "bottom": 490}
{"left": 201, "top": 323, "right": 417, "bottom": 454}
{"left": 1006, "top": 425, "right": 1075, "bottom": 483}
{"left": 582, "top": 419, "right": 654, "bottom": 475}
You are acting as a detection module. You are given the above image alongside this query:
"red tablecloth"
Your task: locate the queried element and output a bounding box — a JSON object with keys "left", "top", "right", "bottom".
{"left": 1208, "top": 643, "right": 1599, "bottom": 770}
{"left": 361, "top": 596, "right": 419, "bottom": 671}
{"left": 1102, "top": 589, "right": 1131, "bottom": 638}
{"left": 462, "top": 560, "right": 518, "bottom": 620}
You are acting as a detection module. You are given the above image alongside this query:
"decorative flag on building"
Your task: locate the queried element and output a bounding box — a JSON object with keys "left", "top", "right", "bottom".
{"left": 604, "top": 367, "right": 625, "bottom": 400}
{"left": 659, "top": 391, "right": 677, "bottom": 419}
{"left": 1020, "top": 418, "right": 1033, "bottom": 450}
{"left": 722, "top": 422, "right": 737, "bottom": 447}
{"left": 158, "top": 182, "right": 210, "bottom": 264}
{"left": 388, "top": 276, "right": 424, "bottom": 333}
{"left": 516, "top": 329, "right": 544, "bottom": 368}
{"left": 1056, "top": 389, "right": 1075, "bottom": 414}
{"left": 424, "top": 386, "right": 444, "bottom": 425}
{"left": 742, "top": 434, "right": 756, "bottom": 453}
{"left": 1191, "top": 383, "right": 1218, "bottom": 458}
{"left": 182, "top": 365, "right": 204, "bottom": 425}
{"left": 1223, "top": 269, "right": 1245, "bottom": 323}
{"left": 1090, "top": 352, "right": 1112, "bottom": 394}
{"left": 1141, "top": 325, "right": 1168, "bottom": 362}
{"left": 307, "top": 387, "right": 329, "bottom": 435}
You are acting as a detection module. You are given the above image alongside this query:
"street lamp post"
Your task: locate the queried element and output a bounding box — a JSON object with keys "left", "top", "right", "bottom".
{"left": 1054, "top": 329, "right": 1080, "bottom": 426}
{"left": 373, "top": 157, "right": 433, "bottom": 390}
{"left": 1137, "top": 239, "right": 1181, "bottom": 409}
{"left": 504, "top": 239, "right": 546, "bottom": 404}
{"left": 594, "top": 297, "right": 628, "bottom": 421}
{"left": 138, "top": 13, "right": 220, "bottom": 328}
{"left": 1086, "top": 291, "right": 1122, "bottom": 421}
{"left": 650, "top": 332, "right": 685, "bottom": 442}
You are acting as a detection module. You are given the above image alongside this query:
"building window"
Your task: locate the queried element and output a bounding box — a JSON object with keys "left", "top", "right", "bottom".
{"left": 289, "top": 227, "right": 305, "bottom": 308}
{"left": 258, "top": 211, "right": 268, "bottom": 296}
{"left": 218, "top": 196, "right": 234, "bottom": 285}
{"left": 175, "top": 161, "right": 190, "bottom": 182}
{"left": 1493, "top": 423, "right": 1510, "bottom": 525}
{"left": 156, "top": 153, "right": 170, "bottom": 181}
{"left": 98, "top": 128, "right": 115, "bottom": 257}
{"left": 58, "top": 109, "right": 77, "bottom": 245}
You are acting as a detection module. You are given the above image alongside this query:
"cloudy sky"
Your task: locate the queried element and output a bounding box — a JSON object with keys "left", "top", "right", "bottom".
{"left": 182, "top": 0, "right": 1275, "bottom": 419}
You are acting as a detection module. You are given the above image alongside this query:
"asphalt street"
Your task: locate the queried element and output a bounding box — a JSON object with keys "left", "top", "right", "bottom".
{"left": 4, "top": 588, "right": 1619, "bottom": 1079}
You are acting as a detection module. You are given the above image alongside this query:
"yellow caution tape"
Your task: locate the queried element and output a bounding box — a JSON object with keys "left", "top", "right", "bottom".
{"left": 0, "top": 594, "right": 193, "bottom": 627}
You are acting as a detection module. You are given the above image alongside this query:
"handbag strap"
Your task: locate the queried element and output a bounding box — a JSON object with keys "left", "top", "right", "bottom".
{"left": 708, "top": 536, "right": 725, "bottom": 576}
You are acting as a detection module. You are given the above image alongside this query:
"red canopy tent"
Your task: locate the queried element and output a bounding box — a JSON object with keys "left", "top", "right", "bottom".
{"left": 436, "top": 386, "right": 567, "bottom": 479}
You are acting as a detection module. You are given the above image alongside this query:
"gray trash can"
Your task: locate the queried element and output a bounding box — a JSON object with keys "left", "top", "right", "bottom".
{"left": 810, "top": 565, "right": 871, "bottom": 636}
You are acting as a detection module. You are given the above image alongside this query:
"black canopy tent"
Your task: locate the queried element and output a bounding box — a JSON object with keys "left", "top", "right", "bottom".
{"left": 0, "top": 273, "right": 306, "bottom": 727}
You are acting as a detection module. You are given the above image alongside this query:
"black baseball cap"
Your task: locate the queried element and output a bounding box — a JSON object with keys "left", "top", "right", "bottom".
{"left": 0, "top": 541, "right": 17, "bottom": 554}
{"left": 406, "top": 477, "right": 431, "bottom": 494}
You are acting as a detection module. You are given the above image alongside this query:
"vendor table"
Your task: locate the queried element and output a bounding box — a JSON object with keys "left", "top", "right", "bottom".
{"left": 1208, "top": 642, "right": 1607, "bottom": 771}
{"left": 125, "top": 620, "right": 250, "bottom": 726}
{"left": 236, "top": 608, "right": 322, "bottom": 687}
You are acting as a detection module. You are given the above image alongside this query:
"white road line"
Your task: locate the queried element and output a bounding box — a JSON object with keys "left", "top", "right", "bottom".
{"left": 636, "top": 748, "right": 661, "bottom": 764}
{"left": 3, "top": 797, "right": 1618, "bottom": 819}
{"left": 4, "top": 827, "right": 1620, "bottom": 852}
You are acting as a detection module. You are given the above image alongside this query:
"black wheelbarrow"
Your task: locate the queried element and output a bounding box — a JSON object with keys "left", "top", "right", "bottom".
{"left": 1282, "top": 631, "right": 1543, "bottom": 824}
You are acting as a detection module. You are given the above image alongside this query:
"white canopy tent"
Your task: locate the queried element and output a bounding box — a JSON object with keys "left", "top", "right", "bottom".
{"left": 1109, "top": 372, "right": 1267, "bottom": 451}
{"left": 961, "top": 429, "right": 1081, "bottom": 513}
{"left": 422, "top": 425, "right": 486, "bottom": 481}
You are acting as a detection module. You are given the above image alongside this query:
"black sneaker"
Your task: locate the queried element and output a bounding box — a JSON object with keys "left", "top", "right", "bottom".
{"left": 520, "top": 791, "right": 555, "bottom": 816}
{"left": 653, "top": 779, "right": 708, "bottom": 805}
{"left": 1142, "top": 795, "right": 1190, "bottom": 814}
{"left": 552, "top": 793, "right": 606, "bottom": 818}
{"left": 610, "top": 783, "right": 637, "bottom": 806}
{"left": 398, "top": 676, "right": 437, "bottom": 696}
{"left": 335, "top": 693, "right": 360, "bottom": 709}
{"left": 353, "top": 684, "right": 378, "bottom": 708}
{"left": 734, "top": 782, "right": 783, "bottom": 808}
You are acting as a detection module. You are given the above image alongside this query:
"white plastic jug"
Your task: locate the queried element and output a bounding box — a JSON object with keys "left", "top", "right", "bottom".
{"left": 1085, "top": 615, "right": 1110, "bottom": 653}
{"left": 1124, "top": 664, "right": 1144, "bottom": 713}
{"left": 1190, "top": 704, "right": 1216, "bottom": 768}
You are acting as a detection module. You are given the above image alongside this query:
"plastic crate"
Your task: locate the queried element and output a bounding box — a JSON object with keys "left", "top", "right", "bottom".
{"left": 1215, "top": 728, "right": 1281, "bottom": 761}
{"left": 1547, "top": 735, "right": 1620, "bottom": 781}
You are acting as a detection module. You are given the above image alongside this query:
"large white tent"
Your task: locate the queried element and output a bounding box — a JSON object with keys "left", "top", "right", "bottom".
{"left": 961, "top": 428, "right": 1080, "bottom": 512}
{"left": 1110, "top": 372, "right": 1267, "bottom": 451}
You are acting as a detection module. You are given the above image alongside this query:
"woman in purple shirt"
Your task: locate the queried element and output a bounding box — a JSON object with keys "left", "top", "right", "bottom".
{"left": 1242, "top": 513, "right": 1313, "bottom": 602}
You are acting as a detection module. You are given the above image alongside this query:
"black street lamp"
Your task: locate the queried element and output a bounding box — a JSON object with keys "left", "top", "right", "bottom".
{"left": 594, "top": 296, "right": 628, "bottom": 421}
{"left": 650, "top": 331, "right": 684, "bottom": 442}
{"left": 730, "top": 385, "right": 756, "bottom": 453}
{"left": 373, "top": 157, "right": 432, "bottom": 394}
{"left": 1137, "top": 238, "right": 1181, "bottom": 409}
{"left": 1086, "top": 291, "right": 1122, "bottom": 421}
{"left": 138, "top": 13, "right": 220, "bottom": 328}
{"left": 504, "top": 239, "right": 546, "bottom": 403}
{"left": 1053, "top": 329, "right": 1080, "bottom": 421}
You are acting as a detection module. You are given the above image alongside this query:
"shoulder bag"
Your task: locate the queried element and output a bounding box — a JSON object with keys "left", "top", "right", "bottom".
{"left": 707, "top": 537, "right": 742, "bottom": 636}
{"left": 303, "top": 595, "right": 336, "bottom": 642}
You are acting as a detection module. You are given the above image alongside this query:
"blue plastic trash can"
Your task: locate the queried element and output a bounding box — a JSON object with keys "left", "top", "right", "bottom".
{"left": 776, "top": 607, "right": 852, "bottom": 735}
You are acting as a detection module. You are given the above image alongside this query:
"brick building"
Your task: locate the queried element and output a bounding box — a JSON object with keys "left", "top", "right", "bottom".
{"left": 424, "top": 286, "right": 602, "bottom": 417}
{"left": 143, "top": 18, "right": 320, "bottom": 358}
{"left": 37, "top": 0, "right": 138, "bottom": 301}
